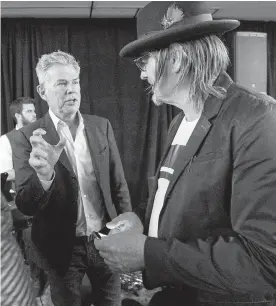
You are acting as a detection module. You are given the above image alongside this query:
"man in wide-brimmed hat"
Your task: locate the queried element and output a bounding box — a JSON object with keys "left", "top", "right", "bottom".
{"left": 95, "top": 2, "right": 276, "bottom": 305}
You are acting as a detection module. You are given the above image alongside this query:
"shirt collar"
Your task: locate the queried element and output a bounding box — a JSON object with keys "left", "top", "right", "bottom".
{"left": 49, "top": 109, "right": 84, "bottom": 132}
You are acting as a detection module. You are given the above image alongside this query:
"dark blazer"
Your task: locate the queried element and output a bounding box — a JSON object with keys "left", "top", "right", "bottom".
{"left": 12, "top": 113, "right": 131, "bottom": 275}
{"left": 143, "top": 72, "right": 276, "bottom": 305}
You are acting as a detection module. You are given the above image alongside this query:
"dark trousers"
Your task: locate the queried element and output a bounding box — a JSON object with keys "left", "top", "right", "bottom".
{"left": 22, "top": 227, "right": 49, "bottom": 297}
{"left": 47, "top": 238, "right": 121, "bottom": 306}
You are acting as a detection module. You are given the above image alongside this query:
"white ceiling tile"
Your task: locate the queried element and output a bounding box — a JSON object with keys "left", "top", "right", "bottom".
{"left": 1, "top": 1, "right": 92, "bottom": 8}
{"left": 91, "top": 8, "right": 137, "bottom": 18}
{"left": 93, "top": 1, "right": 149, "bottom": 9}
{"left": 1, "top": 8, "right": 90, "bottom": 18}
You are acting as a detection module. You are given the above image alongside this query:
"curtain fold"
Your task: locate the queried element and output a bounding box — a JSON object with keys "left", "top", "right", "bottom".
{"left": 267, "top": 22, "right": 276, "bottom": 98}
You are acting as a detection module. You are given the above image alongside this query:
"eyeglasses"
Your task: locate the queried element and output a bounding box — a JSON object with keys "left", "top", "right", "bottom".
{"left": 134, "top": 54, "right": 150, "bottom": 72}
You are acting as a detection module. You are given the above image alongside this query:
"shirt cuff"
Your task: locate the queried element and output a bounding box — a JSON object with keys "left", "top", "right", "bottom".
{"left": 39, "top": 171, "right": 55, "bottom": 191}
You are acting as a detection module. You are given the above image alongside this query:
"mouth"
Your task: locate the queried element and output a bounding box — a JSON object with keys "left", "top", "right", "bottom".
{"left": 64, "top": 98, "right": 77, "bottom": 104}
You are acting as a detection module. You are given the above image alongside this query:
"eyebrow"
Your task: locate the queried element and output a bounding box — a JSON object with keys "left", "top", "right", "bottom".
{"left": 55, "top": 78, "right": 80, "bottom": 84}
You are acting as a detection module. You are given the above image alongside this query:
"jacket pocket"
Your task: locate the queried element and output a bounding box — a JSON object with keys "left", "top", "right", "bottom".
{"left": 193, "top": 150, "right": 224, "bottom": 162}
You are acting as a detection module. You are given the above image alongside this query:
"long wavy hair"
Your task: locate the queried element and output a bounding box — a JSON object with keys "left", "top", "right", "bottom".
{"left": 150, "top": 35, "right": 230, "bottom": 111}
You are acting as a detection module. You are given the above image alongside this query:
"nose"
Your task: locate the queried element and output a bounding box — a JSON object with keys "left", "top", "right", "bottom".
{"left": 140, "top": 70, "right": 147, "bottom": 81}
{"left": 66, "top": 83, "right": 73, "bottom": 93}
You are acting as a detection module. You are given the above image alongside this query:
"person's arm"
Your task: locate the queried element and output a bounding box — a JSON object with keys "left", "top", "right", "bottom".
{"left": 13, "top": 128, "right": 65, "bottom": 216}
{"left": 0, "top": 135, "right": 14, "bottom": 180}
{"left": 107, "top": 119, "right": 132, "bottom": 214}
{"left": 143, "top": 104, "right": 276, "bottom": 294}
{"left": 1, "top": 192, "right": 36, "bottom": 306}
{"left": 12, "top": 130, "right": 54, "bottom": 215}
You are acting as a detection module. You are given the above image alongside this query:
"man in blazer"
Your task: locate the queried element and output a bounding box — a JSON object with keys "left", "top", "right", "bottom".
{"left": 95, "top": 2, "right": 276, "bottom": 306}
{"left": 12, "top": 50, "right": 131, "bottom": 306}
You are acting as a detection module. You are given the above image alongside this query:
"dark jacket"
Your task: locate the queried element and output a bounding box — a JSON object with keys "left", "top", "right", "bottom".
{"left": 12, "top": 113, "right": 131, "bottom": 275}
{"left": 143, "top": 72, "right": 276, "bottom": 305}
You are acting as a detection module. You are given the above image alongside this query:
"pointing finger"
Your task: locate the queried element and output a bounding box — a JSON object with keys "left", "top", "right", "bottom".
{"left": 30, "top": 135, "right": 48, "bottom": 149}
{"left": 32, "top": 128, "right": 46, "bottom": 136}
{"left": 106, "top": 221, "right": 120, "bottom": 230}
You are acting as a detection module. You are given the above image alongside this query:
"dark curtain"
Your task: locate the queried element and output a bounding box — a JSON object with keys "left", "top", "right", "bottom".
{"left": 1, "top": 18, "right": 177, "bottom": 211}
{"left": 223, "top": 21, "right": 276, "bottom": 99}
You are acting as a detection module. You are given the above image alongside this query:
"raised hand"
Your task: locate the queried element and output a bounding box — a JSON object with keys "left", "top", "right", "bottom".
{"left": 29, "top": 128, "right": 66, "bottom": 181}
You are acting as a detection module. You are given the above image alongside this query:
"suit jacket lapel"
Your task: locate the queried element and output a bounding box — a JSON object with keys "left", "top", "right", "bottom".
{"left": 164, "top": 71, "right": 233, "bottom": 199}
{"left": 42, "top": 112, "right": 74, "bottom": 174}
{"left": 82, "top": 116, "right": 106, "bottom": 185}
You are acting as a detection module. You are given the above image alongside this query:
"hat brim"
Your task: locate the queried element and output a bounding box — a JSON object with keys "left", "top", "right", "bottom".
{"left": 120, "top": 19, "right": 240, "bottom": 58}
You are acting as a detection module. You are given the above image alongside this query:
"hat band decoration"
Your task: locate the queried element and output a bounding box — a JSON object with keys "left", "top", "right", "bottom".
{"left": 142, "top": 4, "right": 213, "bottom": 38}
{"left": 161, "top": 3, "right": 212, "bottom": 29}
{"left": 162, "top": 13, "right": 213, "bottom": 30}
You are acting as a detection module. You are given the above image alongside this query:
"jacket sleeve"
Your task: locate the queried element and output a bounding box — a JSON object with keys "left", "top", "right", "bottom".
{"left": 143, "top": 102, "right": 276, "bottom": 294}
{"left": 12, "top": 130, "right": 58, "bottom": 216}
{"left": 107, "top": 120, "right": 132, "bottom": 214}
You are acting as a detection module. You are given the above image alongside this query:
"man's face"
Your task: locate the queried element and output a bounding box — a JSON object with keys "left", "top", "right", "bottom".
{"left": 136, "top": 54, "right": 156, "bottom": 88}
{"left": 20, "top": 103, "right": 37, "bottom": 126}
{"left": 38, "top": 64, "right": 81, "bottom": 120}
{"left": 136, "top": 53, "right": 175, "bottom": 106}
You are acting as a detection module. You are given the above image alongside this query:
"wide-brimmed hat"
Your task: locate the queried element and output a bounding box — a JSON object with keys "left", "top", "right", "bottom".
{"left": 120, "top": 1, "right": 240, "bottom": 58}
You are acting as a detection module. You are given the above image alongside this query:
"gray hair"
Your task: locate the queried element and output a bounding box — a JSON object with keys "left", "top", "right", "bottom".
{"left": 35, "top": 50, "right": 80, "bottom": 84}
{"left": 151, "top": 35, "right": 230, "bottom": 111}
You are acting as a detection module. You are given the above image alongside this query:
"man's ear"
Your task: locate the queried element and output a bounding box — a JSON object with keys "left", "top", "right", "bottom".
{"left": 15, "top": 113, "right": 21, "bottom": 123}
{"left": 171, "top": 49, "right": 182, "bottom": 74}
{"left": 37, "top": 84, "right": 46, "bottom": 100}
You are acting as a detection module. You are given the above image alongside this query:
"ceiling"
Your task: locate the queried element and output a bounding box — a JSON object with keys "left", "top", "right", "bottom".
{"left": 1, "top": 1, "right": 276, "bottom": 21}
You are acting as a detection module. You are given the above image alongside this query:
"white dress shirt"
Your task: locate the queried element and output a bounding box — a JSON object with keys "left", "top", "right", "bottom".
{"left": 0, "top": 125, "right": 19, "bottom": 173}
{"left": 42, "top": 110, "right": 105, "bottom": 236}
